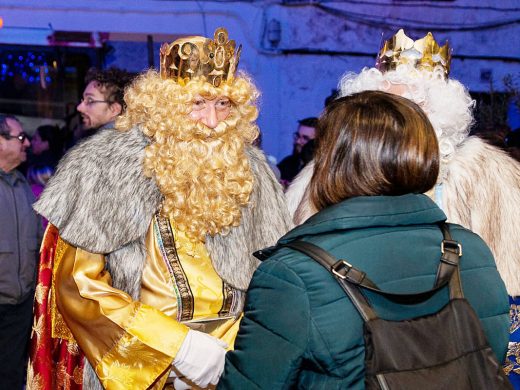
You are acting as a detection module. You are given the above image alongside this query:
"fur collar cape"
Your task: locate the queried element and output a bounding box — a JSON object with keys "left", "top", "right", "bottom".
{"left": 34, "top": 125, "right": 292, "bottom": 390}
{"left": 34, "top": 126, "right": 292, "bottom": 293}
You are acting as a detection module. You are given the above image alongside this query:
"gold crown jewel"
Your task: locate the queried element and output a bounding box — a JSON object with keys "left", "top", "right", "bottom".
{"left": 160, "top": 27, "right": 241, "bottom": 87}
{"left": 376, "top": 29, "right": 452, "bottom": 77}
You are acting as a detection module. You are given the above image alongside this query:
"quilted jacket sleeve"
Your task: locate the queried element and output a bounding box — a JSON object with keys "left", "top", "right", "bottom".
{"left": 218, "top": 259, "right": 310, "bottom": 389}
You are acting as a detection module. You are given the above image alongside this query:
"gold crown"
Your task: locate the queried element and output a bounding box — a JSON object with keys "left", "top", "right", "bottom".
{"left": 376, "top": 29, "right": 451, "bottom": 77}
{"left": 160, "top": 27, "right": 241, "bottom": 87}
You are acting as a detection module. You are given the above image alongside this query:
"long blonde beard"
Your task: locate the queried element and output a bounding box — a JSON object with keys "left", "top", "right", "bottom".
{"left": 144, "top": 116, "right": 254, "bottom": 242}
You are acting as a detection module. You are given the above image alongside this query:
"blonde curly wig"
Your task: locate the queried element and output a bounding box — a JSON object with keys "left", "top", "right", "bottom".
{"left": 116, "top": 70, "right": 259, "bottom": 241}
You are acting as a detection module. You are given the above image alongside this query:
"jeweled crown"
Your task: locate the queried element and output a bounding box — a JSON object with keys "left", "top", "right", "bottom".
{"left": 376, "top": 29, "right": 451, "bottom": 77}
{"left": 160, "top": 27, "right": 241, "bottom": 87}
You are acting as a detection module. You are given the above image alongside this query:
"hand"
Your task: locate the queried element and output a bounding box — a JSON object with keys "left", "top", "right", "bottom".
{"left": 172, "top": 330, "right": 228, "bottom": 388}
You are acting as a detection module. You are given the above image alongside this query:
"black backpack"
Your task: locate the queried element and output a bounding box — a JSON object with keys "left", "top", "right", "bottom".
{"left": 280, "top": 223, "right": 512, "bottom": 390}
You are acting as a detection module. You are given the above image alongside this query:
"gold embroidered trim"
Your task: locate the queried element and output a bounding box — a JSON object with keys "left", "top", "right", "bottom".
{"left": 504, "top": 302, "right": 520, "bottom": 376}
{"left": 51, "top": 238, "right": 76, "bottom": 341}
{"left": 510, "top": 303, "right": 519, "bottom": 334}
{"left": 155, "top": 215, "right": 194, "bottom": 321}
{"left": 504, "top": 342, "right": 520, "bottom": 376}
{"left": 218, "top": 283, "right": 234, "bottom": 317}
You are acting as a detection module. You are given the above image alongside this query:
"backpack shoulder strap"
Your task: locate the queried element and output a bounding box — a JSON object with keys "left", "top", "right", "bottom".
{"left": 283, "top": 240, "right": 378, "bottom": 321}
{"left": 281, "top": 222, "right": 464, "bottom": 307}
{"left": 436, "top": 222, "right": 464, "bottom": 299}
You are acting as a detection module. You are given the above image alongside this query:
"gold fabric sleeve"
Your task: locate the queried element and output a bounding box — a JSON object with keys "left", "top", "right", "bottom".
{"left": 54, "top": 238, "right": 189, "bottom": 390}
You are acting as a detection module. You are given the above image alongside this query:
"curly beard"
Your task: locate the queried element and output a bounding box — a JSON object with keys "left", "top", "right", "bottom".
{"left": 143, "top": 112, "right": 255, "bottom": 242}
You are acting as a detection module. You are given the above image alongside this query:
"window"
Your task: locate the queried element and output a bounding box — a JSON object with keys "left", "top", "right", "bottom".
{"left": 0, "top": 45, "right": 100, "bottom": 119}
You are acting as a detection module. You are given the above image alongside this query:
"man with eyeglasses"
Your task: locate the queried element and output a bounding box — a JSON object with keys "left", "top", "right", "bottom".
{"left": 74, "top": 67, "right": 134, "bottom": 144}
{"left": 0, "top": 114, "right": 41, "bottom": 389}
{"left": 277, "top": 117, "right": 317, "bottom": 187}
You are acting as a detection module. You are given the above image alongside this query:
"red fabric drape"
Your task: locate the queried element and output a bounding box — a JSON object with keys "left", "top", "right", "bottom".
{"left": 27, "top": 225, "right": 85, "bottom": 390}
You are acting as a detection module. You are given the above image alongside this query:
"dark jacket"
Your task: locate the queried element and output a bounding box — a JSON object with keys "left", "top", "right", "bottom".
{"left": 277, "top": 154, "right": 303, "bottom": 182}
{"left": 0, "top": 169, "right": 41, "bottom": 304}
{"left": 220, "top": 194, "right": 510, "bottom": 389}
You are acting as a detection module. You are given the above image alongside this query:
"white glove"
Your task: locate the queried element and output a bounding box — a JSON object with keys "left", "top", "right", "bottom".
{"left": 172, "top": 329, "right": 228, "bottom": 388}
{"left": 168, "top": 368, "right": 192, "bottom": 390}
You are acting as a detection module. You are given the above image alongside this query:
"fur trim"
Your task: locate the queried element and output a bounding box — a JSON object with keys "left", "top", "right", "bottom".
{"left": 106, "top": 238, "right": 148, "bottom": 300}
{"left": 285, "top": 162, "right": 317, "bottom": 225}
{"left": 34, "top": 126, "right": 161, "bottom": 253}
{"left": 205, "top": 146, "right": 293, "bottom": 291}
{"left": 442, "top": 137, "right": 520, "bottom": 296}
{"left": 35, "top": 128, "right": 292, "bottom": 292}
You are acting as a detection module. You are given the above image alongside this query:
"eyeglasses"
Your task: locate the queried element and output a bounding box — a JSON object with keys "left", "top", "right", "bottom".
{"left": 80, "top": 97, "right": 111, "bottom": 107}
{"left": 293, "top": 132, "right": 312, "bottom": 143}
{"left": 2, "top": 132, "right": 29, "bottom": 143}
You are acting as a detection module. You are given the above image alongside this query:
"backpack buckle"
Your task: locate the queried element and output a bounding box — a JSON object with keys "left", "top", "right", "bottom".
{"left": 441, "top": 240, "right": 462, "bottom": 257}
{"left": 331, "top": 260, "right": 353, "bottom": 279}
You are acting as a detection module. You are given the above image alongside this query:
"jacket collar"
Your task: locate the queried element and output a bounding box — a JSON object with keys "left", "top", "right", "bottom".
{"left": 279, "top": 194, "right": 446, "bottom": 243}
{"left": 0, "top": 168, "right": 24, "bottom": 186}
{"left": 99, "top": 121, "right": 115, "bottom": 131}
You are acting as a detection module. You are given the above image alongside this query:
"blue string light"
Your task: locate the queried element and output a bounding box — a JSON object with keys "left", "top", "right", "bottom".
{"left": 0, "top": 49, "right": 54, "bottom": 85}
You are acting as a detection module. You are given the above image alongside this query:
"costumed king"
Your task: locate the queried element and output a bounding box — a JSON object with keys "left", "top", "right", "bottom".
{"left": 27, "top": 27, "right": 291, "bottom": 390}
{"left": 286, "top": 29, "right": 520, "bottom": 387}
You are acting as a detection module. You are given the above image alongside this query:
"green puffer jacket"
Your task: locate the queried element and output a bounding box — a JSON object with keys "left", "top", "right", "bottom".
{"left": 219, "top": 194, "right": 510, "bottom": 389}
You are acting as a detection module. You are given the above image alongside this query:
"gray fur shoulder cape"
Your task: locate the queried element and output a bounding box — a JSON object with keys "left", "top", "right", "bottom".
{"left": 35, "top": 126, "right": 292, "bottom": 292}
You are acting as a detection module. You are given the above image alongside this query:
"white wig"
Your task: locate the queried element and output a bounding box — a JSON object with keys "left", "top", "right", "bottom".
{"left": 338, "top": 64, "right": 474, "bottom": 181}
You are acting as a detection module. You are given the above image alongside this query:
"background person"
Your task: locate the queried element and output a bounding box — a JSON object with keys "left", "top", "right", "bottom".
{"left": 28, "top": 28, "right": 291, "bottom": 390}
{"left": 27, "top": 164, "right": 54, "bottom": 230}
{"left": 0, "top": 114, "right": 41, "bottom": 390}
{"left": 71, "top": 67, "right": 134, "bottom": 146}
{"left": 219, "top": 91, "right": 510, "bottom": 389}
{"left": 27, "top": 124, "right": 64, "bottom": 229}
{"left": 29, "top": 124, "right": 64, "bottom": 169}
{"left": 277, "top": 117, "right": 317, "bottom": 186}
{"left": 27, "top": 164, "right": 54, "bottom": 200}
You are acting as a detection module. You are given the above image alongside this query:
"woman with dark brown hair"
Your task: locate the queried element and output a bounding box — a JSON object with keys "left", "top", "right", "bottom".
{"left": 219, "top": 91, "right": 509, "bottom": 389}
{"left": 310, "top": 91, "right": 439, "bottom": 208}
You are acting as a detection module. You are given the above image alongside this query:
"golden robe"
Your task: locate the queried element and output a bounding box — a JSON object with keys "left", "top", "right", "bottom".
{"left": 33, "top": 214, "right": 242, "bottom": 390}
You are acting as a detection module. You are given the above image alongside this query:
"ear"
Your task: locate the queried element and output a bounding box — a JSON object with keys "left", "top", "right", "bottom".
{"left": 109, "top": 102, "right": 123, "bottom": 117}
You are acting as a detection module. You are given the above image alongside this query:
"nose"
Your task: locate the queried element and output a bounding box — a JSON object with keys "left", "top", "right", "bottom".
{"left": 202, "top": 105, "right": 219, "bottom": 129}
{"left": 295, "top": 136, "right": 306, "bottom": 146}
{"left": 77, "top": 100, "right": 86, "bottom": 113}
{"left": 23, "top": 138, "right": 31, "bottom": 148}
